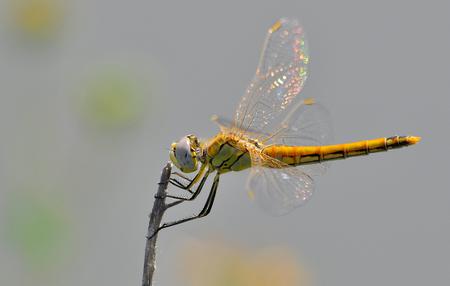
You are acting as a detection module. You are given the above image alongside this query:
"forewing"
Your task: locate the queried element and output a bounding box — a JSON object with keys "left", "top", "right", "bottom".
{"left": 211, "top": 114, "right": 270, "bottom": 138}
{"left": 234, "top": 18, "right": 309, "bottom": 136}
{"left": 247, "top": 150, "right": 314, "bottom": 215}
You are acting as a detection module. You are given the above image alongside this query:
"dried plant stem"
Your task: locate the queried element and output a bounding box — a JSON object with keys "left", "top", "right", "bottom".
{"left": 142, "top": 162, "right": 172, "bottom": 286}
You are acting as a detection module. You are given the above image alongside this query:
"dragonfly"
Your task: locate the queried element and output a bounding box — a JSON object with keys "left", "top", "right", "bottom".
{"left": 156, "top": 18, "right": 420, "bottom": 234}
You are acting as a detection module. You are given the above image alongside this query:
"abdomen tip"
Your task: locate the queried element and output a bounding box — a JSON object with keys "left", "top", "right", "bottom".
{"left": 407, "top": 136, "right": 421, "bottom": 145}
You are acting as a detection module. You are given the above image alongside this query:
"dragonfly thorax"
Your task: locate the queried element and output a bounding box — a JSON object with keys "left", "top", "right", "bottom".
{"left": 169, "top": 135, "right": 201, "bottom": 173}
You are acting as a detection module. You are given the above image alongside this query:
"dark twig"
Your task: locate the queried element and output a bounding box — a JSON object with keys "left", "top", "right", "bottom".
{"left": 142, "top": 162, "right": 172, "bottom": 286}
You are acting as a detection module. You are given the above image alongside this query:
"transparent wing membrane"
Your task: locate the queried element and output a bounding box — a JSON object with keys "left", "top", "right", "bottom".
{"left": 247, "top": 151, "right": 314, "bottom": 215}
{"left": 266, "top": 98, "right": 333, "bottom": 146}
{"left": 266, "top": 98, "right": 333, "bottom": 177}
{"left": 211, "top": 114, "right": 270, "bottom": 138}
{"left": 234, "top": 18, "right": 310, "bottom": 136}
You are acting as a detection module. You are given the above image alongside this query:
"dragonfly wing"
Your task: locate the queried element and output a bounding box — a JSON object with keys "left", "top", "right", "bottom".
{"left": 270, "top": 98, "right": 333, "bottom": 146}
{"left": 210, "top": 114, "right": 232, "bottom": 133}
{"left": 266, "top": 98, "right": 334, "bottom": 176}
{"left": 234, "top": 19, "right": 332, "bottom": 214}
{"left": 234, "top": 18, "right": 310, "bottom": 136}
{"left": 211, "top": 114, "right": 271, "bottom": 137}
{"left": 247, "top": 150, "right": 314, "bottom": 215}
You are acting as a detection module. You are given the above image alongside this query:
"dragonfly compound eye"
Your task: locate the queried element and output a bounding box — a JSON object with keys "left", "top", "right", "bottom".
{"left": 169, "top": 136, "right": 198, "bottom": 173}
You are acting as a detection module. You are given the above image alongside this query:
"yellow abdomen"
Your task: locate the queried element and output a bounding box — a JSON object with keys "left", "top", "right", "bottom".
{"left": 262, "top": 136, "right": 421, "bottom": 166}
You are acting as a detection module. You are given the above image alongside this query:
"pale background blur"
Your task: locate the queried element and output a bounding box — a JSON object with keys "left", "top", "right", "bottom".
{"left": 0, "top": 0, "right": 449, "bottom": 285}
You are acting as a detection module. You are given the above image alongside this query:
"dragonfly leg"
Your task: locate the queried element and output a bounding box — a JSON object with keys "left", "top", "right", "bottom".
{"left": 168, "top": 168, "right": 205, "bottom": 191}
{"left": 169, "top": 172, "right": 194, "bottom": 193}
{"left": 149, "top": 173, "right": 220, "bottom": 238}
{"left": 171, "top": 171, "right": 193, "bottom": 182}
{"left": 165, "top": 199, "right": 184, "bottom": 209}
{"left": 168, "top": 178, "right": 192, "bottom": 192}
{"left": 163, "top": 170, "right": 211, "bottom": 201}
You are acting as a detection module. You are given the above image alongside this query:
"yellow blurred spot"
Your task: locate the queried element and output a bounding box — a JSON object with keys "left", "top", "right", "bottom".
{"left": 11, "top": 0, "right": 62, "bottom": 38}
{"left": 179, "top": 239, "right": 310, "bottom": 286}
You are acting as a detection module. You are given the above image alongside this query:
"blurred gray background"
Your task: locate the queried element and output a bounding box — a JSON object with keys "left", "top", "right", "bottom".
{"left": 0, "top": 0, "right": 449, "bottom": 285}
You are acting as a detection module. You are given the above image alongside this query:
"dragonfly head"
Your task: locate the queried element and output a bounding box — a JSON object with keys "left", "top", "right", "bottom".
{"left": 169, "top": 135, "right": 200, "bottom": 173}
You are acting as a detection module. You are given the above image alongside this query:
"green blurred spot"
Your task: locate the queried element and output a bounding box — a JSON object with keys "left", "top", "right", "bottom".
{"left": 4, "top": 191, "right": 70, "bottom": 271}
{"left": 80, "top": 69, "right": 146, "bottom": 130}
